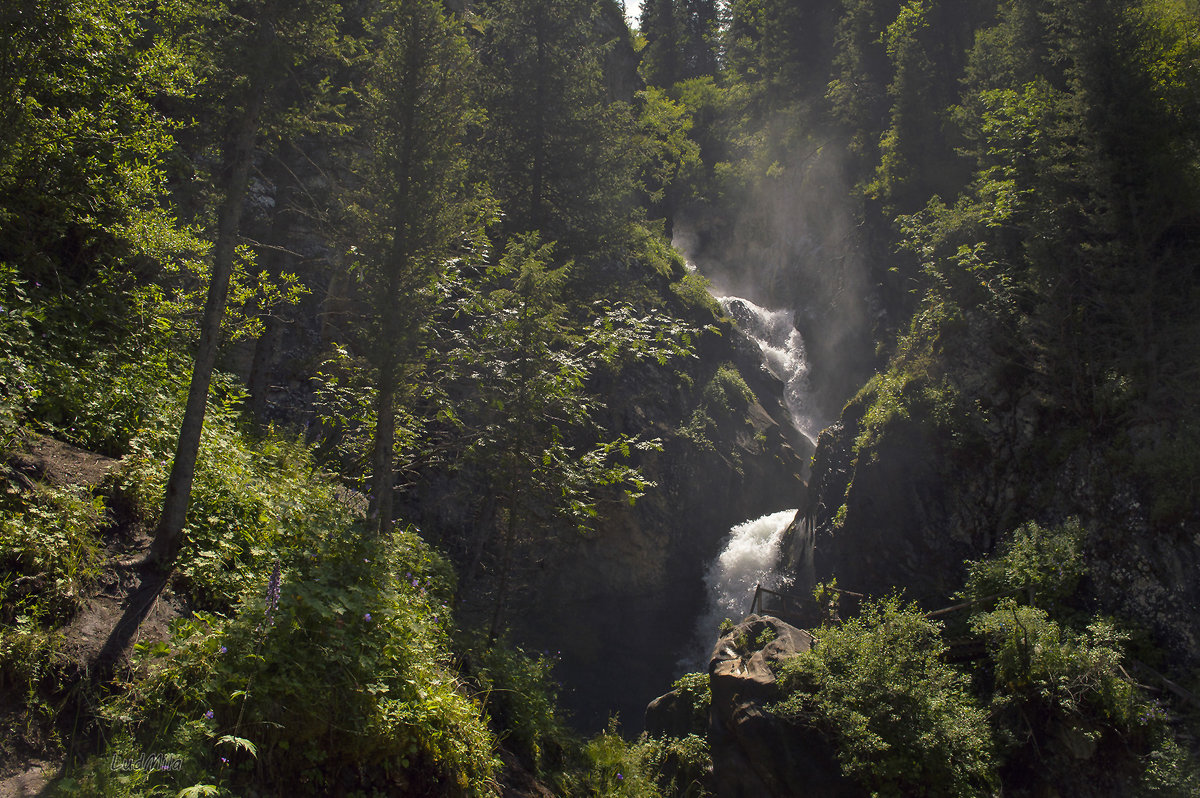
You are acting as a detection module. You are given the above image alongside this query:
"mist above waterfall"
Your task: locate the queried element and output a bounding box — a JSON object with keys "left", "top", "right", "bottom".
{"left": 674, "top": 141, "right": 877, "bottom": 425}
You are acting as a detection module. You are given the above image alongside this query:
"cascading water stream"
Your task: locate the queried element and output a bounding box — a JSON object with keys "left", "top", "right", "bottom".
{"left": 718, "top": 296, "right": 820, "bottom": 446}
{"left": 679, "top": 256, "right": 819, "bottom": 668}
{"left": 682, "top": 509, "right": 797, "bottom": 669}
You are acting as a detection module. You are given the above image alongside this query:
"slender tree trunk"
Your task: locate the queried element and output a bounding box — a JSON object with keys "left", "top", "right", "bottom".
{"left": 247, "top": 155, "right": 294, "bottom": 430}
{"left": 530, "top": 5, "right": 547, "bottom": 228}
{"left": 247, "top": 313, "right": 281, "bottom": 430}
{"left": 488, "top": 499, "right": 519, "bottom": 643}
{"left": 368, "top": 356, "right": 397, "bottom": 534}
{"left": 148, "top": 15, "right": 275, "bottom": 567}
{"left": 456, "top": 493, "right": 498, "bottom": 606}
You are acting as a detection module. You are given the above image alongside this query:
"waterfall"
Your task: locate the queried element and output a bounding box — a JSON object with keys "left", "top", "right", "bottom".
{"left": 675, "top": 251, "right": 816, "bottom": 669}
{"left": 682, "top": 509, "right": 797, "bottom": 669}
{"left": 718, "top": 296, "right": 820, "bottom": 445}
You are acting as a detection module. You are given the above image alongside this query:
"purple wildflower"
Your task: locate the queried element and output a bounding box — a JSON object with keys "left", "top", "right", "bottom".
{"left": 364, "top": 613, "right": 372, "bottom": 622}
{"left": 264, "top": 561, "right": 282, "bottom": 626}
{"left": 411, "top": 578, "right": 419, "bottom": 588}
{"left": 219, "top": 645, "right": 227, "bottom": 654}
{"left": 617, "top": 773, "right": 623, "bottom": 780}
{"left": 204, "top": 709, "right": 214, "bottom": 720}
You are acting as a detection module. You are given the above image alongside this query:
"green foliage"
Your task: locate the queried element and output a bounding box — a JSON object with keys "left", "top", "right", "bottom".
{"left": 0, "top": 0, "right": 190, "bottom": 284}
{"left": 472, "top": 642, "right": 570, "bottom": 776}
{"left": 702, "top": 363, "right": 753, "bottom": 417}
{"left": 669, "top": 672, "right": 712, "bottom": 734}
{"left": 970, "top": 600, "right": 1193, "bottom": 795}
{"left": 670, "top": 271, "right": 722, "bottom": 320}
{"left": 478, "top": 0, "right": 642, "bottom": 256}
{"left": 772, "top": 596, "right": 996, "bottom": 797}
{"left": 0, "top": 482, "right": 107, "bottom": 622}
{"left": 960, "top": 518, "right": 1087, "bottom": 607}
{"left": 76, "top": 527, "right": 497, "bottom": 797}
{"left": 118, "top": 391, "right": 354, "bottom": 611}
{"left": 754, "top": 626, "right": 778, "bottom": 649}
{"left": 637, "top": 87, "right": 702, "bottom": 209}
{"left": 638, "top": 733, "right": 711, "bottom": 798}
{"left": 851, "top": 357, "right": 964, "bottom": 459}
{"left": 0, "top": 264, "right": 39, "bottom": 444}
{"left": 442, "top": 232, "right": 690, "bottom": 533}
{"left": 574, "top": 720, "right": 663, "bottom": 798}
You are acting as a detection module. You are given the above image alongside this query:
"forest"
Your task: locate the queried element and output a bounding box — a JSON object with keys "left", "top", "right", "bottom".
{"left": 1, "top": 0, "right": 1198, "bottom": 795}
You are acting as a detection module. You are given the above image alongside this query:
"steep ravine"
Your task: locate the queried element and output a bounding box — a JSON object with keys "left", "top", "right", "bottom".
{"left": 504, "top": 322, "right": 810, "bottom": 731}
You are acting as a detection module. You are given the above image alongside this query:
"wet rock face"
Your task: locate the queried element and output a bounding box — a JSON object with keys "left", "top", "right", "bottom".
{"left": 792, "top": 383, "right": 1200, "bottom": 673}
{"left": 495, "top": 337, "right": 809, "bottom": 733}
{"left": 704, "top": 615, "right": 851, "bottom": 798}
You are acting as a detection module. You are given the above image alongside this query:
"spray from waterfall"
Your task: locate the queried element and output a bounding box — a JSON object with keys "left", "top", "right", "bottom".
{"left": 681, "top": 509, "right": 797, "bottom": 670}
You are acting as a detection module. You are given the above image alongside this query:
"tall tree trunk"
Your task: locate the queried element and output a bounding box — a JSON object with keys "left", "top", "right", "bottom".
{"left": 530, "top": 4, "right": 547, "bottom": 229}
{"left": 456, "top": 493, "right": 498, "bottom": 607}
{"left": 368, "top": 356, "right": 397, "bottom": 535}
{"left": 148, "top": 14, "right": 276, "bottom": 567}
{"left": 488, "top": 499, "right": 519, "bottom": 643}
{"left": 247, "top": 153, "right": 294, "bottom": 430}
{"left": 247, "top": 313, "right": 281, "bottom": 430}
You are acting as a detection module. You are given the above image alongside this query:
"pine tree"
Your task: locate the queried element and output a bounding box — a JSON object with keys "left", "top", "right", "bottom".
{"left": 347, "top": 0, "right": 484, "bottom": 534}
{"left": 477, "top": 0, "right": 639, "bottom": 257}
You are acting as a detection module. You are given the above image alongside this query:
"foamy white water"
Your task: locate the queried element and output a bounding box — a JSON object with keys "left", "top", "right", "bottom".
{"left": 681, "top": 509, "right": 798, "bottom": 669}
{"left": 718, "top": 296, "right": 820, "bottom": 445}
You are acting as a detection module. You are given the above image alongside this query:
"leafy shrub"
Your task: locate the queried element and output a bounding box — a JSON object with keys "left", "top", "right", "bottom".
{"left": 702, "top": 363, "right": 753, "bottom": 417}
{"left": 117, "top": 394, "right": 352, "bottom": 611}
{"left": 960, "top": 518, "right": 1087, "bottom": 608}
{"left": 0, "top": 482, "right": 107, "bottom": 621}
{"left": 668, "top": 672, "right": 711, "bottom": 735}
{"left": 573, "top": 719, "right": 662, "bottom": 798}
{"left": 471, "top": 641, "right": 570, "bottom": 776}
{"left": 639, "top": 733, "right": 711, "bottom": 798}
{"left": 0, "top": 263, "right": 38, "bottom": 446}
{"left": 74, "top": 526, "right": 496, "bottom": 797}
{"left": 771, "top": 597, "right": 996, "bottom": 797}
{"left": 670, "top": 272, "right": 721, "bottom": 321}
{"left": 971, "top": 600, "right": 1194, "bottom": 796}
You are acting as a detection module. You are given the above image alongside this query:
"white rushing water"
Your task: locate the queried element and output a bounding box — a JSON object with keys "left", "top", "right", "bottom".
{"left": 718, "top": 296, "right": 820, "bottom": 446}
{"left": 682, "top": 509, "right": 797, "bottom": 669}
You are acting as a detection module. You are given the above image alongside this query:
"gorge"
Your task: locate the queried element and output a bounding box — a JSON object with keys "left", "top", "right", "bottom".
{"left": 2, "top": 0, "right": 1199, "bottom": 795}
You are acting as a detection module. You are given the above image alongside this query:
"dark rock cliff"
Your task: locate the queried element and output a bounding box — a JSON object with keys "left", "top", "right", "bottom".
{"left": 786, "top": 353, "right": 1200, "bottom": 676}
{"left": 504, "top": 323, "right": 810, "bottom": 731}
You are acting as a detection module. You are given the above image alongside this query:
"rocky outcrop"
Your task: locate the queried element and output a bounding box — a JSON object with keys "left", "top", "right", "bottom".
{"left": 704, "top": 615, "right": 851, "bottom": 798}
{"left": 788, "top": 351, "right": 1200, "bottom": 676}
{"left": 504, "top": 339, "right": 808, "bottom": 731}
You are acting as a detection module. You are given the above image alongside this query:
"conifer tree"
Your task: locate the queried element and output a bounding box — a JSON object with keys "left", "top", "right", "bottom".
{"left": 477, "top": 0, "right": 639, "bottom": 256}
{"left": 347, "top": 0, "right": 483, "bottom": 534}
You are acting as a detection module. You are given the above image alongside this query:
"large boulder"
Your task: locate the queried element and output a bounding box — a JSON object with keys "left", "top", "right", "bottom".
{"left": 706, "top": 615, "right": 853, "bottom": 798}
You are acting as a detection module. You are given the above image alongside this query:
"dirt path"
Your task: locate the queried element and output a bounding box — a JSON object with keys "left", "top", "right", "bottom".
{"left": 1, "top": 434, "right": 184, "bottom": 796}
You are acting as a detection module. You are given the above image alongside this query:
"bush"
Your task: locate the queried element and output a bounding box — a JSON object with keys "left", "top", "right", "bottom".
{"left": 771, "top": 596, "right": 996, "bottom": 797}
{"left": 70, "top": 526, "right": 497, "bottom": 797}
{"left": 117, "top": 393, "right": 352, "bottom": 611}
{"left": 702, "top": 364, "right": 753, "bottom": 417}
{"left": 470, "top": 641, "right": 570, "bottom": 776}
{"left": 972, "top": 600, "right": 1194, "bottom": 796}
{"left": 960, "top": 518, "right": 1087, "bottom": 608}
{"left": 574, "top": 720, "right": 663, "bottom": 798}
{"left": 0, "top": 482, "right": 107, "bottom": 622}
{"left": 639, "top": 733, "right": 710, "bottom": 798}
